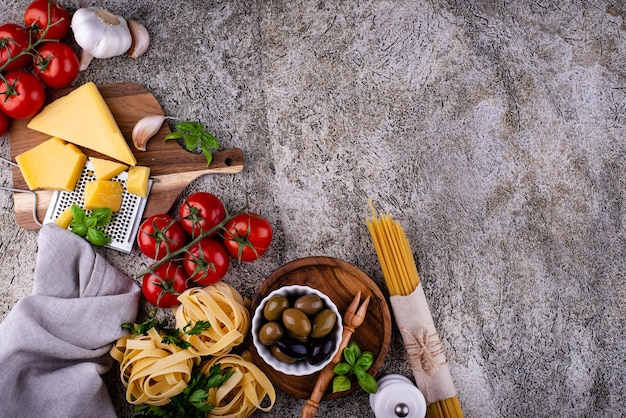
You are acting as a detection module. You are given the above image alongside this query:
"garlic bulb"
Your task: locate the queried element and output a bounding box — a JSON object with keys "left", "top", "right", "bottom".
{"left": 71, "top": 7, "right": 132, "bottom": 69}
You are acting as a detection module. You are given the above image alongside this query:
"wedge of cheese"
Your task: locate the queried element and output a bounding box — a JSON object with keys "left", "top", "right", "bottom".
{"left": 126, "top": 165, "right": 150, "bottom": 198}
{"left": 84, "top": 180, "right": 124, "bottom": 212}
{"left": 15, "top": 137, "right": 87, "bottom": 191}
{"left": 89, "top": 156, "right": 128, "bottom": 180}
{"left": 27, "top": 82, "right": 137, "bottom": 166}
{"left": 55, "top": 206, "right": 74, "bottom": 229}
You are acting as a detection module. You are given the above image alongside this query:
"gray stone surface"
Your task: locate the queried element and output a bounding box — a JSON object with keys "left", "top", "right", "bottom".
{"left": 1, "top": 1, "right": 625, "bottom": 417}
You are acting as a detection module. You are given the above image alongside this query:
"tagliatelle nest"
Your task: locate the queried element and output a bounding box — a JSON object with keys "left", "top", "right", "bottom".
{"left": 201, "top": 352, "right": 276, "bottom": 418}
{"left": 110, "top": 327, "right": 200, "bottom": 406}
{"left": 174, "top": 282, "right": 250, "bottom": 356}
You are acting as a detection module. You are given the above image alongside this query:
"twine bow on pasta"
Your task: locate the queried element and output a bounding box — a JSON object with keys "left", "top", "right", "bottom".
{"left": 401, "top": 326, "right": 448, "bottom": 377}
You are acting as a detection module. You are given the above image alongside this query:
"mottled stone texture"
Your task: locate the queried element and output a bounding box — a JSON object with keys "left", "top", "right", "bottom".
{"left": 1, "top": 1, "right": 625, "bottom": 417}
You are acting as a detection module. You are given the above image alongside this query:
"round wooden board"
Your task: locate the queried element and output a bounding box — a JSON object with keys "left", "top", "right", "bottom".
{"left": 248, "top": 256, "right": 392, "bottom": 400}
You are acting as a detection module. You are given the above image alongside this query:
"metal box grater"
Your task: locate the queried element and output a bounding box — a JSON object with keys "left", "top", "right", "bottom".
{"left": 43, "top": 160, "right": 153, "bottom": 253}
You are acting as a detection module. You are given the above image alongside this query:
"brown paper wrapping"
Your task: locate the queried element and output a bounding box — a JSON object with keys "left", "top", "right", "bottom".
{"left": 390, "top": 284, "right": 457, "bottom": 404}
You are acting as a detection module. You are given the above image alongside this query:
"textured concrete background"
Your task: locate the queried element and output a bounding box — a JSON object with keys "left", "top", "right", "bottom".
{"left": 1, "top": 1, "right": 625, "bottom": 417}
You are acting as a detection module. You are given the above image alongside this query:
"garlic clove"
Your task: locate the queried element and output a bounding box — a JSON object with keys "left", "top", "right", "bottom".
{"left": 132, "top": 115, "right": 168, "bottom": 151}
{"left": 78, "top": 50, "right": 94, "bottom": 71}
{"left": 127, "top": 20, "right": 150, "bottom": 59}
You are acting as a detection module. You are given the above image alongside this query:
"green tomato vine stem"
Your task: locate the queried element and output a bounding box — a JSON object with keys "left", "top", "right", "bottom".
{"left": 0, "top": 10, "right": 65, "bottom": 82}
{"left": 134, "top": 199, "right": 251, "bottom": 280}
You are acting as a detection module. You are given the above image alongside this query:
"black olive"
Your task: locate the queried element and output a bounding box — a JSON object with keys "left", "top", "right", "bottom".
{"left": 307, "top": 337, "right": 335, "bottom": 365}
{"left": 276, "top": 337, "right": 308, "bottom": 360}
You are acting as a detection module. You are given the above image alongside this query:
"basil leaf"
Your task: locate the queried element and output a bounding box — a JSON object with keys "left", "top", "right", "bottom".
{"left": 352, "top": 364, "right": 366, "bottom": 381}
{"left": 87, "top": 228, "right": 109, "bottom": 246}
{"left": 70, "top": 223, "right": 88, "bottom": 237}
{"left": 356, "top": 351, "right": 374, "bottom": 371}
{"left": 343, "top": 342, "right": 359, "bottom": 365}
{"left": 164, "top": 131, "right": 185, "bottom": 141}
{"left": 71, "top": 204, "right": 85, "bottom": 224}
{"left": 176, "top": 121, "right": 201, "bottom": 132}
{"left": 184, "top": 134, "right": 200, "bottom": 152}
{"left": 200, "top": 144, "right": 213, "bottom": 166}
{"left": 358, "top": 373, "right": 379, "bottom": 394}
{"left": 333, "top": 362, "right": 351, "bottom": 376}
{"left": 84, "top": 216, "right": 97, "bottom": 229}
{"left": 92, "top": 207, "right": 112, "bottom": 226}
{"left": 199, "top": 131, "right": 219, "bottom": 149}
{"left": 332, "top": 375, "right": 351, "bottom": 393}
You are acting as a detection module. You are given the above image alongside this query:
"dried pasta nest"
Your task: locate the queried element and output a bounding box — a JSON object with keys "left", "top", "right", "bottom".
{"left": 174, "top": 282, "right": 250, "bottom": 356}
{"left": 110, "top": 327, "right": 200, "bottom": 406}
{"left": 201, "top": 352, "right": 276, "bottom": 418}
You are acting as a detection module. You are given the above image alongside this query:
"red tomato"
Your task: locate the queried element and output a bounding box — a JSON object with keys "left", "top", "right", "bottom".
{"left": 179, "top": 192, "right": 226, "bottom": 238}
{"left": 223, "top": 212, "right": 273, "bottom": 262}
{"left": 33, "top": 42, "right": 79, "bottom": 89}
{"left": 0, "top": 72, "right": 46, "bottom": 120}
{"left": 141, "top": 261, "right": 189, "bottom": 308}
{"left": 0, "top": 111, "right": 9, "bottom": 136}
{"left": 137, "top": 214, "right": 188, "bottom": 260}
{"left": 24, "top": 0, "right": 70, "bottom": 40}
{"left": 0, "top": 24, "right": 32, "bottom": 71}
{"left": 183, "top": 238, "right": 230, "bottom": 285}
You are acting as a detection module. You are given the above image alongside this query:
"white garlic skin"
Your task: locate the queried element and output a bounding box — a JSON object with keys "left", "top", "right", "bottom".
{"left": 71, "top": 7, "right": 132, "bottom": 59}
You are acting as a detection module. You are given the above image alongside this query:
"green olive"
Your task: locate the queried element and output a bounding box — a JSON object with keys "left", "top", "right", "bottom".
{"left": 287, "top": 331, "right": 309, "bottom": 344}
{"left": 271, "top": 343, "right": 298, "bottom": 364}
{"left": 263, "top": 295, "right": 289, "bottom": 321}
{"left": 293, "top": 294, "right": 324, "bottom": 316}
{"left": 282, "top": 308, "right": 311, "bottom": 338}
{"left": 258, "top": 321, "right": 284, "bottom": 346}
{"left": 310, "top": 309, "right": 337, "bottom": 338}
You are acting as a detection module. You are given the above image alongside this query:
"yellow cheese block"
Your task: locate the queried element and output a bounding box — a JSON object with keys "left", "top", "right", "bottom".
{"left": 27, "top": 82, "right": 137, "bottom": 166}
{"left": 126, "top": 165, "right": 150, "bottom": 198}
{"left": 84, "top": 180, "right": 124, "bottom": 212}
{"left": 89, "top": 156, "right": 128, "bottom": 180}
{"left": 55, "top": 206, "right": 74, "bottom": 229}
{"left": 15, "top": 137, "right": 87, "bottom": 191}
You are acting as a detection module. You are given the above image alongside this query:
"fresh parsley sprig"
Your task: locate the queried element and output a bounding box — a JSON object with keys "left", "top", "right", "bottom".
{"left": 332, "top": 341, "right": 378, "bottom": 394}
{"left": 69, "top": 204, "right": 112, "bottom": 246}
{"left": 122, "top": 314, "right": 212, "bottom": 350}
{"left": 164, "top": 121, "right": 219, "bottom": 166}
{"left": 135, "top": 364, "right": 234, "bottom": 418}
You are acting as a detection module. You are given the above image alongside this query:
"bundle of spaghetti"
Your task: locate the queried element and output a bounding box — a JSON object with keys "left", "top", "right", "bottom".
{"left": 174, "top": 282, "right": 250, "bottom": 356}
{"left": 109, "top": 327, "right": 199, "bottom": 406}
{"left": 200, "top": 352, "right": 276, "bottom": 418}
{"left": 366, "top": 201, "right": 463, "bottom": 418}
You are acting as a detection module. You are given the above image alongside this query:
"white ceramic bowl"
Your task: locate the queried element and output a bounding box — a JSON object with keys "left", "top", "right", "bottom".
{"left": 251, "top": 285, "right": 343, "bottom": 376}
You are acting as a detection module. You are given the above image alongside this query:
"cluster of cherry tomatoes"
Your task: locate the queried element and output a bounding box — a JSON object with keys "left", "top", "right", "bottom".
{"left": 137, "top": 192, "right": 273, "bottom": 308}
{"left": 0, "top": 0, "right": 79, "bottom": 135}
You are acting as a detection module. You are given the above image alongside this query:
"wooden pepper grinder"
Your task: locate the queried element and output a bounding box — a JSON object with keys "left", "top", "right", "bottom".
{"left": 301, "top": 291, "right": 371, "bottom": 418}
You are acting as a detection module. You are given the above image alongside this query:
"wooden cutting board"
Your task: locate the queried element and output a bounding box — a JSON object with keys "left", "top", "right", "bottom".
{"left": 7, "top": 82, "right": 244, "bottom": 230}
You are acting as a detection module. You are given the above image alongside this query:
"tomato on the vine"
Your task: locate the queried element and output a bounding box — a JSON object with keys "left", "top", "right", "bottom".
{"left": 0, "top": 111, "right": 9, "bottom": 136}
{"left": 0, "top": 24, "right": 32, "bottom": 71}
{"left": 141, "top": 261, "right": 189, "bottom": 308}
{"left": 33, "top": 42, "right": 79, "bottom": 89}
{"left": 24, "top": 0, "right": 70, "bottom": 41}
{"left": 137, "top": 214, "right": 188, "bottom": 260}
{"left": 223, "top": 212, "right": 273, "bottom": 262}
{"left": 183, "top": 238, "right": 230, "bottom": 285}
{"left": 0, "top": 72, "right": 46, "bottom": 120}
{"left": 179, "top": 192, "right": 226, "bottom": 238}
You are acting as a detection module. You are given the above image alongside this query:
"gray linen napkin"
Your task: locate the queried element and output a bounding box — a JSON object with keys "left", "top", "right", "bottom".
{"left": 0, "top": 223, "right": 140, "bottom": 418}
